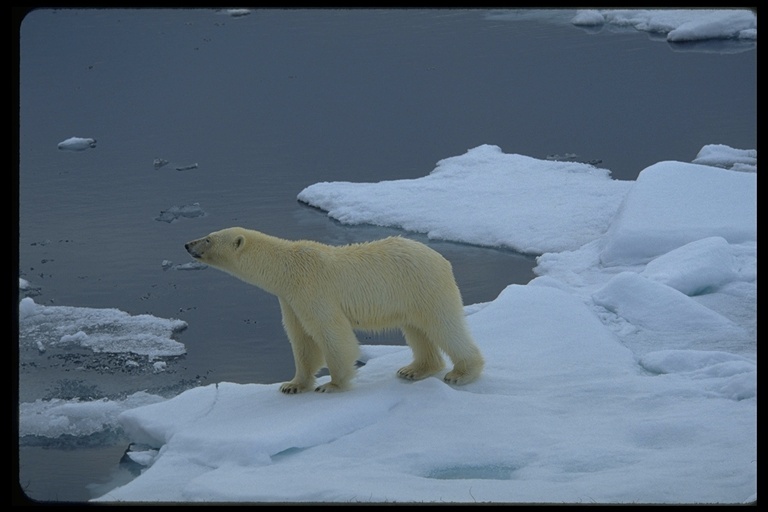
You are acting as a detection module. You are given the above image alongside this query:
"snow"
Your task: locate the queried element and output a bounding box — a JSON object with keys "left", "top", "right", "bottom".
{"left": 34, "top": 139, "right": 749, "bottom": 503}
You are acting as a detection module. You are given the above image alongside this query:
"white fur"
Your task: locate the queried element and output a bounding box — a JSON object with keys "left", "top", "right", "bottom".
{"left": 186, "top": 227, "right": 484, "bottom": 393}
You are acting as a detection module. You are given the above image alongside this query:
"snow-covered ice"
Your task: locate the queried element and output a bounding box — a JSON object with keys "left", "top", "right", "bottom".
{"left": 299, "top": 145, "right": 632, "bottom": 255}
{"left": 18, "top": 277, "right": 41, "bottom": 297}
{"left": 489, "top": 9, "right": 757, "bottom": 43}
{"left": 19, "top": 392, "right": 167, "bottom": 440}
{"left": 692, "top": 143, "right": 757, "bottom": 172}
{"left": 63, "top": 140, "right": 754, "bottom": 503}
{"left": 572, "top": 9, "right": 757, "bottom": 42}
{"left": 598, "top": 161, "right": 755, "bottom": 266}
{"left": 18, "top": 297, "right": 187, "bottom": 358}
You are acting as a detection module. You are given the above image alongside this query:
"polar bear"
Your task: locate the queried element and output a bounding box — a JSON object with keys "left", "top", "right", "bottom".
{"left": 185, "top": 227, "right": 484, "bottom": 393}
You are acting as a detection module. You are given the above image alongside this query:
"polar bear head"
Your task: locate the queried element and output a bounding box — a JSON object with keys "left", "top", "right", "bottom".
{"left": 185, "top": 227, "right": 292, "bottom": 294}
{"left": 185, "top": 227, "right": 248, "bottom": 268}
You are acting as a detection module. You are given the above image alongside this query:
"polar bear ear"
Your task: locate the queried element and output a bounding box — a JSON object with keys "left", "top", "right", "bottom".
{"left": 233, "top": 235, "right": 245, "bottom": 250}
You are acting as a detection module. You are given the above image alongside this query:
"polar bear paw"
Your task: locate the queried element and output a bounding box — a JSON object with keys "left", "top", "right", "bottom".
{"left": 280, "top": 381, "right": 312, "bottom": 394}
{"left": 397, "top": 364, "right": 441, "bottom": 381}
{"left": 315, "top": 382, "right": 345, "bottom": 393}
{"left": 443, "top": 368, "right": 480, "bottom": 386}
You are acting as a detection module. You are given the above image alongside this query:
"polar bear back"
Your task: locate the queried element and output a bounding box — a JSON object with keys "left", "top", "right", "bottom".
{"left": 282, "top": 237, "right": 462, "bottom": 331}
{"left": 317, "top": 237, "right": 464, "bottom": 330}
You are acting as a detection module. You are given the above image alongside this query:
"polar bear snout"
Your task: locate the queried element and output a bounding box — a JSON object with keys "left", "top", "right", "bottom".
{"left": 185, "top": 242, "right": 199, "bottom": 258}
{"left": 185, "top": 238, "right": 208, "bottom": 259}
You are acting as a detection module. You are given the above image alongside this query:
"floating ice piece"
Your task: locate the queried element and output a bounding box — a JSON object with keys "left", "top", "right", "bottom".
{"left": 18, "top": 297, "right": 187, "bottom": 357}
{"left": 18, "top": 392, "right": 166, "bottom": 440}
{"left": 545, "top": 152, "right": 578, "bottom": 161}
{"left": 162, "top": 259, "right": 207, "bottom": 271}
{"left": 174, "top": 261, "right": 208, "bottom": 271}
{"left": 57, "top": 137, "right": 97, "bottom": 151}
{"left": 571, "top": 10, "right": 605, "bottom": 26}
{"left": 225, "top": 9, "right": 251, "bottom": 17}
{"left": 299, "top": 144, "right": 628, "bottom": 254}
{"left": 19, "top": 278, "right": 42, "bottom": 297}
{"left": 153, "top": 159, "right": 197, "bottom": 171}
{"left": 545, "top": 153, "right": 603, "bottom": 165}
{"left": 122, "top": 444, "right": 160, "bottom": 469}
{"left": 570, "top": 9, "right": 757, "bottom": 42}
{"left": 155, "top": 203, "right": 206, "bottom": 223}
{"left": 153, "top": 158, "right": 169, "bottom": 170}
{"left": 692, "top": 144, "right": 756, "bottom": 172}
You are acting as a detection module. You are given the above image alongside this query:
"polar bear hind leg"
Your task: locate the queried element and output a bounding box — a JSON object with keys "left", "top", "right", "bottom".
{"left": 398, "top": 326, "right": 446, "bottom": 381}
{"left": 428, "top": 319, "right": 484, "bottom": 385}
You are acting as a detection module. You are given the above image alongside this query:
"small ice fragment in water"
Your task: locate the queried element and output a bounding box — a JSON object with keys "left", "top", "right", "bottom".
{"left": 58, "top": 137, "right": 97, "bottom": 151}
{"left": 226, "top": 9, "right": 251, "bottom": 17}
{"left": 175, "top": 163, "right": 198, "bottom": 171}
{"left": 154, "top": 203, "right": 206, "bottom": 223}
{"left": 153, "top": 158, "right": 169, "bottom": 170}
{"left": 545, "top": 153, "right": 578, "bottom": 161}
{"left": 174, "top": 261, "right": 208, "bottom": 271}
{"left": 19, "top": 278, "right": 42, "bottom": 297}
{"left": 544, "top": 153, "right": 602, "bottom": 166}
{"left": 161, "top": 260, "right": 174, "bottom": 270}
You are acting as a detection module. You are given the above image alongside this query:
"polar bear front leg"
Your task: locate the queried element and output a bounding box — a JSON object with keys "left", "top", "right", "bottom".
{"left": 279, "top": 300, "right": 323, "bottom": 394}
{"left": 300, "top": 310, "right": 360, "bottom": 393}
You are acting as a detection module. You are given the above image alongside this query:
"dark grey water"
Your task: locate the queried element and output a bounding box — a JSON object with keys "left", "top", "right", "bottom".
{"left": 16, "top": 8, "right": 755, "bottom": 503}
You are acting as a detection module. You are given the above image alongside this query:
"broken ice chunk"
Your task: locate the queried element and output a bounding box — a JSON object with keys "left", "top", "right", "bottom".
{"left": 174, "top": 261, "right": 208, "bottom": 270}
{"left": 153, "top": 158, "right": 170, "bottom": 170}
{"left": 225, "top": 8, "right": 251, "bottom": 17}
{"left": 154, "top": 203, "right": 206, "bottom": 223}
{"left": 58, "top": 137, "right": 97, "bottom": 151}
